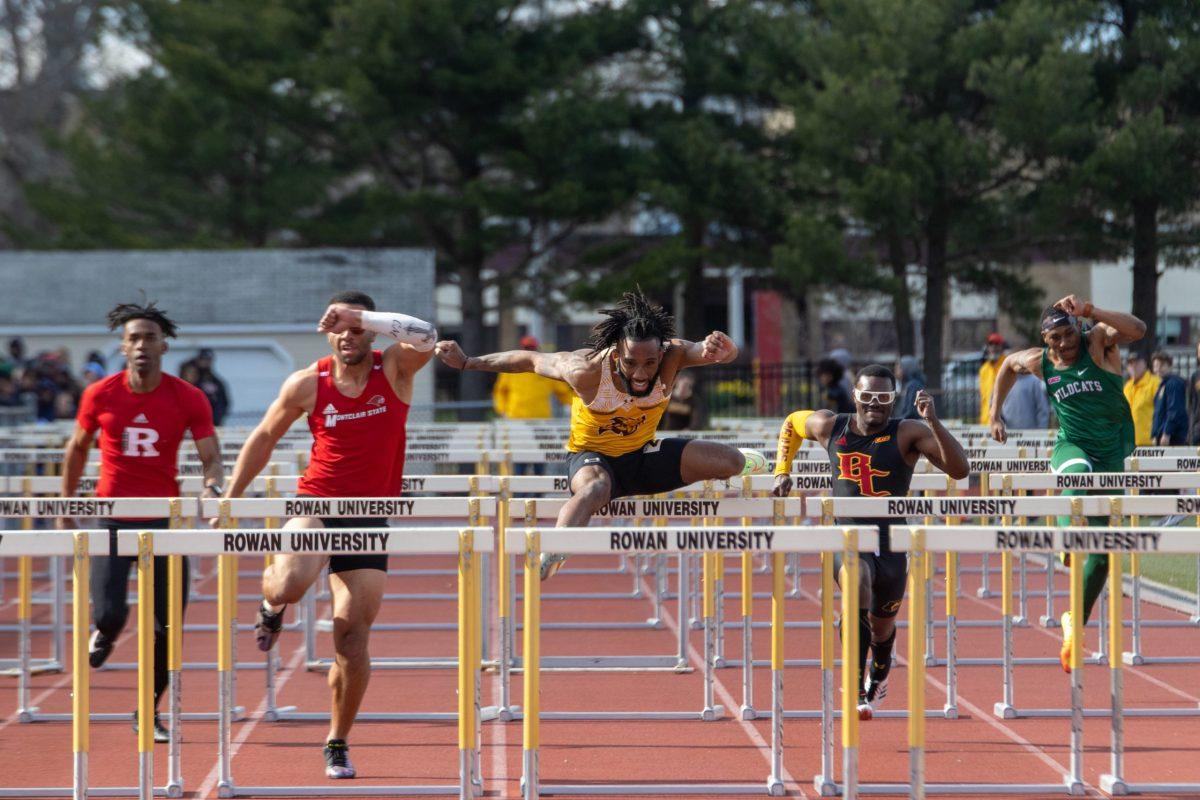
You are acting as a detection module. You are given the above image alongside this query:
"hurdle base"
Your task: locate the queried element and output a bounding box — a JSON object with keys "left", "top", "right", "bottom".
{"left": 1122, "top": 651, "right": 1145, "bottom": 666}
{"left": 812, "top": 775, "right": 838, "bottom": 796}
{"left": 0, "top": 662, "right": 62, "bottom": 677}
{"left": 534, "top": 784, "right": 769, "bottom": 795}
{"left": 1040, "top": 614, "right": 1060, "bottom": 628}
{"left": 166, "top": 780, "right": 184, "bottom": 799}
{"left": 0, "top": 788, "right": 171, "bottom": 797}
{"left": 700, "top": 703, "right": 726, "bottom": 721}
{"left": 16, "top": 706, "right": 37, "bottom": 723}
{"left": 224, "top": 786, "right": 459, "bottom": 797}
{"left": 994, "top": 702, "right": 1017, "bottom": 719}
{"left": 976, "top": 588, "right": 994, "bottom": 598}
{"left": 739, "top": 704, "right": 756, "bottom": 720}
{"left": 942, "top": 703, "right": 958, "bottom": 720}
{"left": 765, "top": 776, "right": 785, "bottom": 797}
{"left": 262, "top": 704, "right": 296, "bottom": 722}
{"left": 1099, "top": 774, "right": 1129, "bottom": 796}
{"left": 818, "top": 783, "right": 1074, "bottom": 795}
{"left": 1011, "top": 615, "right": 1028, "bottom": 627}
{"left": 218, "top": 780, "right": 233, "bottom": 799}
{"left": 1064, "top": 776, "right": 1085, "bottom": 796}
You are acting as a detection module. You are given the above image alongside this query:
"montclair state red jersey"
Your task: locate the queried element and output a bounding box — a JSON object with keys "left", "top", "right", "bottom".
{"left": 297, "top": 352, "right": 409, "bottom": 498}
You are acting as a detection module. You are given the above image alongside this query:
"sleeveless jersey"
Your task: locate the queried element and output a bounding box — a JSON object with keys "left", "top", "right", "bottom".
{"left": 297, "top": 351, "right": 409, "bottom": 498}
{"left": 826, "top": 414, "right": 914, "bottom": 554}
{"left": 1041, "top": 343, "right": 1134, "bottom": 465}
{"left": 566, "top": 353, "right": 669, "bottom": 456}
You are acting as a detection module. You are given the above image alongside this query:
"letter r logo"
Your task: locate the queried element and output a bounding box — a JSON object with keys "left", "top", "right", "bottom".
{"left": 122, "top": 426, "right": 160, "bottom": 457}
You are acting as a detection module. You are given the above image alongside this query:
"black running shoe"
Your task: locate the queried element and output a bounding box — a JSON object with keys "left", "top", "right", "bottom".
{"left": 131, "top": 711, "right": 170, "bottom": 743}
{"left": 89, "top": 630, "right": 114, "bottom": 668}
{"left": 255, "top": 601, "right": 285, "bottom": 652}
{"left": 324, "top": 739, "right": 356, "bottom": 779}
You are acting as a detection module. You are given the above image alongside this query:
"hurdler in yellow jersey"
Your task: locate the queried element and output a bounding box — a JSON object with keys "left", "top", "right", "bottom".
{"left": 434, "top": 289, "right": 768, "bottom": 579}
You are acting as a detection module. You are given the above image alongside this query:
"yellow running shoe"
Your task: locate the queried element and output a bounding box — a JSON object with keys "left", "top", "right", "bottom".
{"left": 1059, "top": 610, "right": 1074, "bottom": 673}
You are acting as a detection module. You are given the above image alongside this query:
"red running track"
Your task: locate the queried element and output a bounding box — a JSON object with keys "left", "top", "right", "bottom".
{"left": 1, "top": 552, "right": 1198, "bottom": 799}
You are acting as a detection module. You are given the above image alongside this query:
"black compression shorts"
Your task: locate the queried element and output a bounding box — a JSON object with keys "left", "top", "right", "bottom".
{"left": 567, "top": 438, "right": 690, "bottom": 499}
{"left": 834, "top": 551, "right": 908, "bottom": 618}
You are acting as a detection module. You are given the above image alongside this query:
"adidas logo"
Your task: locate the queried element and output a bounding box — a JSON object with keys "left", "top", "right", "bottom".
{"left": 323, "top": 404, "right": 338, "bottom": 414}
{"left": 133, "top": 413, "right": 149, "bottom": 424}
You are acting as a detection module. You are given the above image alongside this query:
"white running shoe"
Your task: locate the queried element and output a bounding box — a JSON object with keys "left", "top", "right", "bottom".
{"left": 739, "top": 448, "right": 768, "bottom": 475}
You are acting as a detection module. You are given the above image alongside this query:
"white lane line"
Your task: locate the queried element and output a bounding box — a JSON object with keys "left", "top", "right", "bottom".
{"left": 647, "top": 571, "right": 809, "bottom": 798}
{"left": 964, "top": 586, "right": 1200, "bottom": 704}
{"left": 194, "top": 640, "right": 310, "bottom": 799}
{"left": 796, "top": 581, "right": 1107, "bottom": 798}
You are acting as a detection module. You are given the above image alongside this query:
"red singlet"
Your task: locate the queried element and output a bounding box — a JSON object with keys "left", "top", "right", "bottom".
{"left": 77, "top": 372, "right": 215, "bottom": 499}
{"left": 296, "top": 352, "right": 409, "bottom": 498}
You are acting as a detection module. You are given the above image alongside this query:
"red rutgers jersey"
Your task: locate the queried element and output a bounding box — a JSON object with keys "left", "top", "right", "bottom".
{"left": 77, "top": 372, "right": 216, "bottom": 498}
{"left": 297, "top": 352, "right": 409, "bottom": 498}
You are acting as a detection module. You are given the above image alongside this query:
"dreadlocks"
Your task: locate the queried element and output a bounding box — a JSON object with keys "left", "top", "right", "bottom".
{"left": 106, "top": 301, "right": 178, "bottom": 338}
{"left": 585, "top": 290, "right": 677, "bottom": 354}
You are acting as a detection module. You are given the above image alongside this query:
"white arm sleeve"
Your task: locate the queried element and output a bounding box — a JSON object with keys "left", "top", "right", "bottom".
{"left": 360, "top": 311, "right": 438, "bottom": 352}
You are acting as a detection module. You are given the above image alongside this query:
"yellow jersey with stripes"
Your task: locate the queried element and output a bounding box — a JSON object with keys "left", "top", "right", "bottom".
{"left": 566, "top": 353, "right": 670, "bottom": 456}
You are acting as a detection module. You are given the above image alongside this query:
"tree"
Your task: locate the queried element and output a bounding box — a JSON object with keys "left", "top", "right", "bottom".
{"left": 1071, "top": 2, "right": 1200, "bottom": 355}
{"left": 771, "top": 0, "right": 1093, "bottom": 385}
{"left": 321, "top": 0, "right": 640, "bottom": 409}
{"left": 15, "top": 0, "right": 336, "bottom": 248}
{"left": 0, "top": 0, "right": 114, "bottom": 245}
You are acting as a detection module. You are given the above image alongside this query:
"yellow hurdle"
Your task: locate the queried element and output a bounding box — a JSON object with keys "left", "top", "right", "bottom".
{"left": 457, "top": 530, "right": 477, "bottom": 798}
{"left": 72, "top": 533, "right": 89, "bottom": 800}
{"left": 1100, "top": 550, "right": 1127, "bottom": 794}
{"left": 522, "top": 530, "right": 541, "bottom": 800}
{"left": 840, "top": 528, "right": 860, "bottom": 800}
{"left": 1066, "top": 531, "right": 1085, "bottom": 794}
{"left": 766, "top": 551, "right": 786, "bottom": 795}
{"left": 908, "top": 530, "right": 927, "bottom": 800}
{"left": 136, "top": 532, "right": 155, "bottom": 800}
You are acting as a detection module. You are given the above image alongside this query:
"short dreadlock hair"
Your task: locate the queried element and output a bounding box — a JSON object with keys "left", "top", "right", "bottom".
{"left": 106, "top": 301, "right": 178, "bottom": 338}
{"left": 585, "top": 290, "right": 677, "bottom": 354}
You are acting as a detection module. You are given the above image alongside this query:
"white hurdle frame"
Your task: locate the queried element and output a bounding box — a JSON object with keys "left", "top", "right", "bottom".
{"left": 508, "top": 524, "right": 879, "bottom": 799}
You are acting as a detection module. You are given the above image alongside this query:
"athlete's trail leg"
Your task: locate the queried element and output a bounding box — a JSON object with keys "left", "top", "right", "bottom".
{"left": 556, "top": 467, "right": 613, "bottom": 527}
{"left": 263, "top": 517, "right": 327, "bottom": 606}
{"left": 326, "top": 568, "right": 385, "bottom": 742}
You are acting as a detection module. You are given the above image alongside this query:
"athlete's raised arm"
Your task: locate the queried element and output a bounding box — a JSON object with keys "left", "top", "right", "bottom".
{"left": 771, "top": 409, "right": 838, "bottom": 496}
{"left": 1054, "top": 295, "right": 1146, "bottom": 349}
{"left": 674, "top": 331, "right": 739, "bottom": 368}
{"left": 988, "top": 347, "right": 1042, "bottom": 444}
{"left": 319, "top": 304, "right": 437, "bottom": 371}
{"left": 226, "top": 370, "right": 312, "bottom": 498}
{"left": 904, "top": 391, "right": 970, "bottom": 479}
{"left": 434, "top": 340, "right": 586, "bottom": 383}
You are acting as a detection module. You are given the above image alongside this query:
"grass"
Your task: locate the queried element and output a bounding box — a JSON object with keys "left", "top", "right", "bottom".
{"left": 1122, "top": 553, "right": 1199, "bottom": 595}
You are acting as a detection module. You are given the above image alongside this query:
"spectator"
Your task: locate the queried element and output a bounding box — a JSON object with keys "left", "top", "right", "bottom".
{"left": 894, "top": 355, "right": 926, "bottom": 420}
{"left": 1151, "top": 351, "right": 1188, "bottom": 446}
{"left": 492, "top": 335, "right": 573, "bottom": 474}
{"left": 82, "top": 359, "right": 106, "bottom": 385}
{"left": 0, "top": 371, "right": 21, "bottom": 406}
{"left": 1188, "top": 342, "right": 1200, "bottom": 446}
{"left": 185, "top": 348, "right": 230, "bottom": 426}
{"left": 662, "top": 372, "right": 709, "bottom": 430}
{"left": 828, "top": 347, "right": 854, "bottom": 399}
{"left": 5, "top": 337, "right": 29, "bottom": 377}
{"left": 815, "top": 358, "right": 853, "bottom": 413}
{"left": 978, "top": 332, "right": 1007, "bottom": 426}
{"left": 1001, "top": 371, "right": 1051, "bottom": 430}
{"left": 1123, "top": 352, "right": 1159, "bottom": 446}
{"left": 180, "top": 361, "right": 202, "bottom": 386}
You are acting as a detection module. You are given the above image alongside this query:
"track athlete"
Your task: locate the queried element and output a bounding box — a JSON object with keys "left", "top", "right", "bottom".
{"left": 434, "top": 289, "right": 767, "bottom": 579}
{"left": 772, "top": 365, "right": 969, "bottom": 719}
{"left": 226, "top": 291, "right": 436, "bottom": 778}
{"left": 60, "top": 301, "right": 224, "bottom": 742}
{"left": 988, "top": 294, "right": 1145, "bottom": 672}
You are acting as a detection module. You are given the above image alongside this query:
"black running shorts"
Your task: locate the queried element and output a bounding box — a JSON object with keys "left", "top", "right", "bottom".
{"left": 566, "top": 438, "right": 690, "bottom": 499}
{"left": 834, "top": 551, "right": 909, "bottom": 619}
{"left": 297, "top": 495, "right": 389, "bottom": 573}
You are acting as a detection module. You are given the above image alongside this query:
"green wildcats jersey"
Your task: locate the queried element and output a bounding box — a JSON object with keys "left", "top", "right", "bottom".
{"left": 1041, "top": 342, "right": 1135, "bottom": 465}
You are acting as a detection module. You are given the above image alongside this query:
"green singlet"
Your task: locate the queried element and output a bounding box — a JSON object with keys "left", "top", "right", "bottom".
{"left": 1041, "top": 337, "right": 1136, "bottom": 624}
